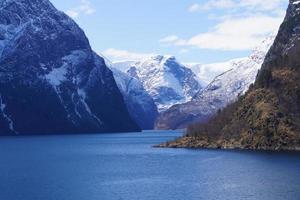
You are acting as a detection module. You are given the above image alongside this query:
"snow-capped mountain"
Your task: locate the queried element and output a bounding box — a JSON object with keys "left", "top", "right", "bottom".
{"left": 101, "top": 55, "right": 158, "bottom": 129}
{"left": 185, "top": 34, "right": 276, "bottom": 87}
{"left": 113, "top": 55, "right": 202, "bottom": 112}
{"left": 0, "top": 0, "right": 139, "bottom": 135}
{"left": 155, "top": 35, "right": 275, "bottom": 130}
{"left": 110, "top": 67, "right": 158, "bottom": 129}
{"left": 185, "top": 58, "right": 246, "bottom": 86}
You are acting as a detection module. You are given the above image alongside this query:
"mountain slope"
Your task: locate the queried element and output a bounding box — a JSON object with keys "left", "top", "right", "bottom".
{"left": 113, "top": 55, "right": 202, "bottom": 112}
{"left": 161, "top": 0, "right": 300, "bottom": 151}
{"left": 0, "top": 0, "right": 140, "bottom": 135}
{"left": 110, "top": 67, "right": 158, "bottom": 129}
{"left": 185, "top": 58, "right": 245, "bottom": 86}
{"left": 155, "top": 36, "right": 274, "bottom": 130}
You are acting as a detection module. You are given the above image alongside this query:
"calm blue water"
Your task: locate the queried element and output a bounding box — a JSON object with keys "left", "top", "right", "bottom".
{"left": 0, "top": 131, "right": 300, "bottom": 200}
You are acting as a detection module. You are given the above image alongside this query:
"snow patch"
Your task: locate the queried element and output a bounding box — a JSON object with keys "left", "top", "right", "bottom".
{"left": 63, "top": 50, "right": 88, "bottom": 66}
{"left": 293, "top": 1, "right": 300, "bottom": 5}
{"left": 45, "top": 64, "right": 68, "bottom": 86}
{"left": 71, "top": 93, "right": 82, "bottom": 119}
{"left": 0, "top": 95, "right": 17, "bottom": 134}
{"left": 45, "top": 51, "right": 88, "bottom": 87}
{"left": 78, "top": 89, "right": 103, "bottom": 125}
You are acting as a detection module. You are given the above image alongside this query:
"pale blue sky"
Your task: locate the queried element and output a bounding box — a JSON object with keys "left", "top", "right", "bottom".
{"left": 50, "top": 0, "right": 288, "bottom": 64}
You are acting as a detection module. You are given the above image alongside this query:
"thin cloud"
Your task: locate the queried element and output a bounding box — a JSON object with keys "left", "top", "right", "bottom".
{"left": 160, "top": 15, "right": 283, "bottom": 51}
{"left": 66, "top": 10, "right": 79, "bottom": 18}
{"left": 188, "top": 0, "right": 235, "bottom": 12}
{"left": 66, "top": 0, "right": 96, "bottom": 18}
{"left": 188, "top": 0, "right": 286, "bottom": 13}
{"left": 179, "top": 49, "right": 189, "bottom": 54}
{"left": 159, "top": 35, "right": 186, "bottom": 46}
{"left": 188, "top": 4, "right": 202, "bottom": 12}
{"left": 239, "top": 0, "right": 286, "bottom": 11}
{"left": 159, "top": 35, "right": 180, "bottom": 43}
{"left": 167, "top": 0, "right": 287, "bottom": 51}
{"left": 102, "top": 48, "right": 155, "bottom": 61}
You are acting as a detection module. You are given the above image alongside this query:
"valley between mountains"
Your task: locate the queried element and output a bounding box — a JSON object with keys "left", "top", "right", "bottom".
{"left": 109, "top": 36, "right": 275, "bottom": 131}
{"left": 0, "top": 0, "right": 299, "bottom": 151}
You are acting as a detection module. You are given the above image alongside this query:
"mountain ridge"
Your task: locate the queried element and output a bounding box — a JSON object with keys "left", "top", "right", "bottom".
{"left": 112, "top": 55, "right": 202, "bottom": 112}
{"left": 0, "top": 0, "right": 140, "bottom": 135}
{"left": 155, "top": 35, "right": 275, "bottom": 130}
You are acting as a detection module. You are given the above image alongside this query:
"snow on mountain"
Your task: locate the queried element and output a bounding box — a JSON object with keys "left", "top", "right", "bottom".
{"left": 99, "top": 54, "right": 158, "bottom": 129}
{"left": 185, "top": 34, "right": 276, "bottom": 87}
{"left": 110, "top": 67, "right": 158, "bottom": 129}
{"left": 155, "top": 35, "right": 275, "bottom": 130}
{"left": 100, "top": 54, "right": 158, "bottom": 130}
{"left": 112, "top": 60, "right": 137, "bottom": 72}
{"left": 0, "top": 0, "right": 139, "bottom": 135}
{"left": 112, "top": 55, "right": 202, "bottom": 112}
{"left": 185, "top": 58, "right": 247, "bottom": 86}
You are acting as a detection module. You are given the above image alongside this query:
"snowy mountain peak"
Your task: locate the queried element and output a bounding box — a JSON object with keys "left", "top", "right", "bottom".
{"left": 0, "top": 0, "right": 57, "bottom": 16}
{"left": 140, "top": 55, "right": 177, "bottom": 70}
{"left": 150, "top": 55, "right": 165, "bottom": 61}
{"left": 250, "top": 34, "right": 276, "bottom": 64}
{"left": 149, "top": 55, "right": 175, "bottom": 62}
{"left": 186, "top": 35, "right": 276, "bottom": 87}
{"left": 112, "top": 55, "right": 202, "bottom": 112}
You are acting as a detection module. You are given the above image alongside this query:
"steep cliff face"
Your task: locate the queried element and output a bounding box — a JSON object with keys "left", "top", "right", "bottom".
{"left": 0, "top": 0, "right": 140, "bottom": 135}
{"left": 110, "top": 67, "right": 158, "bottom": 130}
{"left": 155, "top": 36, "right": 274, "bottom": 130}
{"left": 162, "top": 0, "right": 300, "bottom": 151}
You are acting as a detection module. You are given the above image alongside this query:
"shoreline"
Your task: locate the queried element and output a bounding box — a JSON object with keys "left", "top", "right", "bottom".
{"left": 154, "top": 136, "right": 300, "bottom": 152}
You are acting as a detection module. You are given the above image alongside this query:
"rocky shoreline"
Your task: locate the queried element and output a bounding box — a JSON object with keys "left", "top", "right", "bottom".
{"left": 154, "top": 136, "right": 300, "bottom": 151}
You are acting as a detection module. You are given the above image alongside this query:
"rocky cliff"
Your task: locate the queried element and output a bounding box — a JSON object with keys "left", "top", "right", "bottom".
{"left": 110, "top": 67, "right": 158, "bottom": 130}
{"left": 0, "top": 0, "right": 140, "bottom": 135}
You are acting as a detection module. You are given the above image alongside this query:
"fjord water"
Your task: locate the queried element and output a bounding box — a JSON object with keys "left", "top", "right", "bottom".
{"left": 0, "top": 131, "right": 300, "bottom": 200}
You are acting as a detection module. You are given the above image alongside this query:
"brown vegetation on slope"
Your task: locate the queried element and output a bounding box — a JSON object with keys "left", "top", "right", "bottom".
{"left": 159, "top": 1, "right": 300, "bottom": 151}
{"left": 184, "top": 67, "right": 300, "bottom": 150}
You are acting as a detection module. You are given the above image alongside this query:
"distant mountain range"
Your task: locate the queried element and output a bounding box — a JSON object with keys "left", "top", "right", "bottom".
{"left": 110, "top": 35, "right": 274, "bottom": 130}
{"left": 185, "top": 59, "right": 244, "bottom": 86}
{"left": 155, "top": 36, "right": 275, "bottom": 130}
{"left": 112, "top": 55, "right": 202, "bottom": 112}
{"left": 0, "top": 0, "right": 139, "bottom": 135}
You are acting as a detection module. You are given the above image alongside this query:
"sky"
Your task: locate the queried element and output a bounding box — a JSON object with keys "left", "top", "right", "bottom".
{"left": 50, "top": 0, "right": 288, "bottom": 64}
